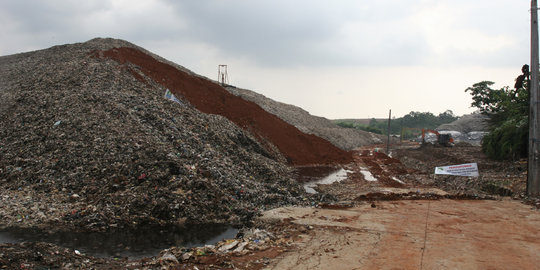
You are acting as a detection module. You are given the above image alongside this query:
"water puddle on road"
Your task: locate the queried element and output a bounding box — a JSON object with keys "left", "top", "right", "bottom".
{"left": 295, "top": 166, "right": 351, "bottom": 194}
{"left": 0, "top": 224, "right": 238, "bottom": 259}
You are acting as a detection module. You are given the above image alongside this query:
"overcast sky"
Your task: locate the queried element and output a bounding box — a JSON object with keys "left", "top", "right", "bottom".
{"left": 0, "top": 0, "right": 533, "bottom": 119}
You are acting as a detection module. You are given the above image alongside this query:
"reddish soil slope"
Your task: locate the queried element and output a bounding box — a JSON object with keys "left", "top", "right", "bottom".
{"left": 99, "top": 47, "right": 352, "bottom": 165}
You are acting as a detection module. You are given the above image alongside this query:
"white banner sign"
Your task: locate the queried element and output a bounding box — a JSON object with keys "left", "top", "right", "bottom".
{"left": 434, "top": 163, "right": 479, "bottom": 177}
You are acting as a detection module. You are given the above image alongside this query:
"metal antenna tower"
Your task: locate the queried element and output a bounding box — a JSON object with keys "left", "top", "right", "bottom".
{"left": 218, "top": 65, "right": 229, "bottom": 86}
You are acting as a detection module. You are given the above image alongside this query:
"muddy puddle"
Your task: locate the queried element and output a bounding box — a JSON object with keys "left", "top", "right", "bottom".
{"left": 295, "top": 166, "right": 351, "bottom": 194}
{"left": 0, "top": 224, "right": 238, "bottom": 259}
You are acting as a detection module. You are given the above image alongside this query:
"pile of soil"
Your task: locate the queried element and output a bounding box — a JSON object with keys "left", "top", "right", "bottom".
{"left": 0, "top": 38, "right": 333, "bottom": 231}
{"left": 226, "top": 86, "right": 386, "bottom": 151}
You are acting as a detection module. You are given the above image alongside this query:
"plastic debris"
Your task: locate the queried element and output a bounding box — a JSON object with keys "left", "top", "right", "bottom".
{"left": 159, "top": 252, "right": 179, "bottom": 264}
{"left": 164, "top": 89, "right": 183, "bottom": 105}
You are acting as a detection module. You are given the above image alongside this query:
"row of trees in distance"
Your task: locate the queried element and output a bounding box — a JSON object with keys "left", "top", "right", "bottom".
{"left": 334, "top": 110, "right": 458, "bottom": 139}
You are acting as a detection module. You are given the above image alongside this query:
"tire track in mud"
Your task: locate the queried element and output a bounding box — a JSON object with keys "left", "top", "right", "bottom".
{"left": 355, "top": 149, "right": 406, "bottom": 188}
{"left": 420, "top": 201, "right": 431, "bottom": 270}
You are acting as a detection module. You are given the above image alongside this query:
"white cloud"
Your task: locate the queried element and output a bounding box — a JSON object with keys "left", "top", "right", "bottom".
{"left": 411, "top": 2, "right": 515, "bottom": 56}
{"left": 0, "top": 0, "right": 531, "bottom": 118}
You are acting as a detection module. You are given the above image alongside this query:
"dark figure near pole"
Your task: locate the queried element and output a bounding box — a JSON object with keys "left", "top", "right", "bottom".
{"left": 515, "top": 64, "right": 530, "bottom": 90}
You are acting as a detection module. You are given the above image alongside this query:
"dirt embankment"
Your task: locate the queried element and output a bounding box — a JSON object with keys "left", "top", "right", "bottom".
{"left": 225, "top": 86, "right": 385, "bottom": 151}
{"left": 99, "top": 47, "right": 353, "bottom": 166}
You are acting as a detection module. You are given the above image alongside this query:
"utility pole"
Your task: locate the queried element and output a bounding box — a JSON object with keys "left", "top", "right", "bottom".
{"left": 528, "top": 0, "right": 540, "bottom": 195}
{"left": 386, "top": 109, "right": 391, "bottom": 154}
{"left": 400, "top": 118, "right": 404, "bottom": 144}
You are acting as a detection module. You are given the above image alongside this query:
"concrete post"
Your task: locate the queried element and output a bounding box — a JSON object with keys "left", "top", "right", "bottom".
{"left": 528, "top": 0, "right": 540, "bottom": 195}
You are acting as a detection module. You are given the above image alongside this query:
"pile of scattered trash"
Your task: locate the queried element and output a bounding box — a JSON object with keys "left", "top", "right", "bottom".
{"left": 0, "top": 226, "right": 293, "bottom": 269}
{"left": 0, "top": 38, "right": 311, "bottom": 231}
{"left": 148, "top": 228, "right": 281, "bottom": 268}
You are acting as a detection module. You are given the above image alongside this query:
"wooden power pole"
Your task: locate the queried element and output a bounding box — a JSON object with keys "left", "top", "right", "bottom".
{"left": 386, "top": 109, "right": 391, "bottom": 154}
{"left": 529, "top": 0, "right": 540, "bottom": 195}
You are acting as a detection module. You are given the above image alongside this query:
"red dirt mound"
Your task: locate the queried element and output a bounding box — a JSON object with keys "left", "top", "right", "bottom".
{"left": 99, "top": 47, "right": 353, "bottom": 166}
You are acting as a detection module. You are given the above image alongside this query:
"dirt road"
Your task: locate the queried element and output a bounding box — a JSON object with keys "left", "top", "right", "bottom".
{"left": 254, "top": 144, "right": 537, "bottom": 270}
{"left": 260, "top": 199, "right": 540, "bottom": 270}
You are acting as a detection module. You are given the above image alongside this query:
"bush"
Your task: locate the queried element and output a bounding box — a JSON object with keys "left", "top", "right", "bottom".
{"left": 358, "top": 125, "right": 383, "bottom": 134}
{"left": 482, "top": 118, "right": 528, "bottom": 160}
{"left": 336, "top": 122, "right": 355, "bottom": 129}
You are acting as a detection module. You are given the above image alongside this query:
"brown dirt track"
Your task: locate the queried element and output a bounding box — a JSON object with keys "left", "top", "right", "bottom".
{"left": 260, "top": 199, "right": 540, "bottom": 270}
{"left": 256, "top": 144, "right": 540, "bottom": 270}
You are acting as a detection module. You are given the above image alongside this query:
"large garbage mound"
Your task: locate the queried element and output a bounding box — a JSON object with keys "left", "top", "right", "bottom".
{"left": 99, "top": 47, "right": 353, "bottom": 165}
{"left": 226, "top": 86, "right": 385, "bottom": 150}
{"left": 0, "top": 38, "right": 310, "bottom": 230}
{"left": 437, "top": 112, "right": 489, "bottom": 133}
{"left": 436, "top": 112, "right": 490, "bottom": 145}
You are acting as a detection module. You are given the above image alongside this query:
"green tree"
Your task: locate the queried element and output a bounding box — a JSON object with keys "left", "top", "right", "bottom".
{"left": 465, "top": 78, "right": 529, "bottom": 160}
{"left": 367, "top": 111, "right": 457, "bottom": 136}
{"left": 334, "top": 110, "right": 457, "bottom": 137}
{"left": 438, "top": 110, "right": 456, "bottom": 123}
{"left": 357, "top": 125, "right": 383, "bottom": 134}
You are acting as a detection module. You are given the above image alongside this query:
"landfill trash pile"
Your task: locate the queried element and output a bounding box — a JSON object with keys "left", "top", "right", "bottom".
{"left": 433, "top": 112, "right": 490, "bottom": 145}
{"left": 437, "top": 112, "right": 489, "bottom": 133}
{"left": 226, "top": 86, "right": 386, "bottom": 151}
{"left": 0, "top": 38, "right": 320, "bottom": 231}
{"left": 99, "top": 46, "right": 353, "bottom": 166}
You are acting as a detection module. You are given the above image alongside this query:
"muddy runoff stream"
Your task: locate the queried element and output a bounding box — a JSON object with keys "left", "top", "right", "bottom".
{"left": 0, "top": 224, "right": 238, "bottom": 259}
